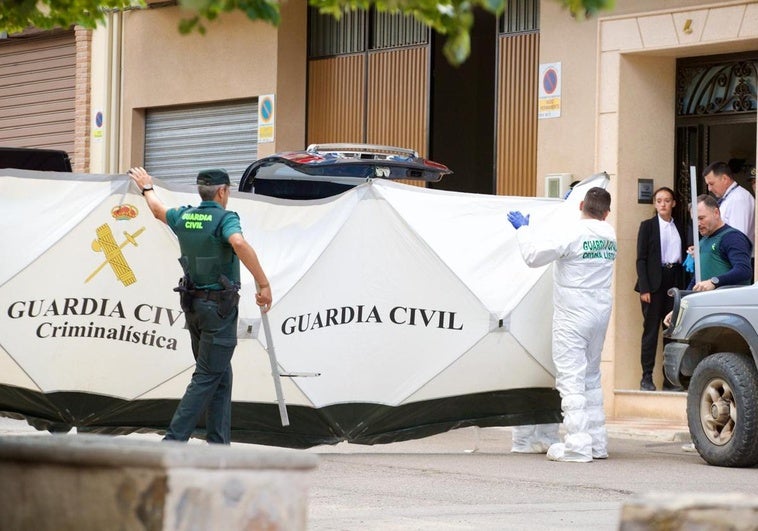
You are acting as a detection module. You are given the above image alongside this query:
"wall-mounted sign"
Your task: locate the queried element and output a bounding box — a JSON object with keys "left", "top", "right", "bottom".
{"left": 92, "top": 110, "right": 104, "bottom": 142}
{"left": 638, "top": 178, "right": 654, "bottom": 204}
{"left": 258, "top": 94, "right": 275, "bottom": 144}
{"left": 538, "top": 63, "right": 561, "bottom": 119}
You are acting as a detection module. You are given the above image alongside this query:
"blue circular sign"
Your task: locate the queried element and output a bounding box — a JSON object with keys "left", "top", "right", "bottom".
{"left": 261, "top": 98, "right": 273, "bottom": 121}
{"left": 543, "top": 69, "right": 558, "bottom": 95}
{"left": 95, "top": 111, "right": 104, "bottom": 128}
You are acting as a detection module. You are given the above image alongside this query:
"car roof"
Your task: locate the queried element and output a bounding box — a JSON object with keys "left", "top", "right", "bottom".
{"left": 238, "top": 143, "right": 452, "bottom": 199}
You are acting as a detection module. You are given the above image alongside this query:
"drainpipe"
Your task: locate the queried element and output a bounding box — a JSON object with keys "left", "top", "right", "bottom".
{"left": 105, "top": 11, "right": 123, "bottom": 173}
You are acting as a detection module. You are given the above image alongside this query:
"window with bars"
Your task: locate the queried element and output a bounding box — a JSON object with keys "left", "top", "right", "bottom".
{"left": 499, "top": 0, "right": 539, "bottom": 34}
{"left": 677, "top": 57, "right": 757, "bottom": 117}
{"left": 308, "top": 7, "right": 428, "bottom": 58}
{"left": 372, "top": 11, "right": 428, "bottom": 50}
{"left": 308, "top": 8, "right": 366, "bottom": 57}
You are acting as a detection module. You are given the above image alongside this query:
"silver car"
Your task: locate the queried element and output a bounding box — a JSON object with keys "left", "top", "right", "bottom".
{"left": 664, "top": 284, "right": 758, "bottom": 467}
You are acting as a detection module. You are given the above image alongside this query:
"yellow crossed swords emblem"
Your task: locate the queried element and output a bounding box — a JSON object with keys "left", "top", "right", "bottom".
{"left": 86, "top": 224, "right": 145, "bottom": 286}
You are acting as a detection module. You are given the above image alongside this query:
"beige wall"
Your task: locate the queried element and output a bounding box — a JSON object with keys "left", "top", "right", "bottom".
{"left": 271, "top": 0, "right": 308, "bottom": 157}
{"left": 118, "top": 2, "right": 306, "bottom": 169}
{"left": 536, "top": 0, "right": 599, "bottom": 191}
{"left": 615, "top": 55, "right": 677, "bottom": 389}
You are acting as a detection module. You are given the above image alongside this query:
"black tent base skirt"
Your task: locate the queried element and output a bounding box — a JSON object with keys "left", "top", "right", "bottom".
{"left": 0, "top": 384, "right": 561, "bottom": 449}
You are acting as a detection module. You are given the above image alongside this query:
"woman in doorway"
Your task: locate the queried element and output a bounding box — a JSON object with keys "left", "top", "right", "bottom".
{"left": 634, "top": 187, "right": 686, "bottom": 391}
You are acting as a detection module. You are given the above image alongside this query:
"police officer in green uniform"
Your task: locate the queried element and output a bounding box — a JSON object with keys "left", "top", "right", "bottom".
{"left": 129, "top": 166, "right": 272, "bottom": 444}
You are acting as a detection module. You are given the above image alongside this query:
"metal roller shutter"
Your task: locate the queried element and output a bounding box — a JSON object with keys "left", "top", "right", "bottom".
{"left": 144, "top": 99, "right": 258, "bottom": 186}
{"left": 0, "top": 31, "right": 76, "bottom": 153}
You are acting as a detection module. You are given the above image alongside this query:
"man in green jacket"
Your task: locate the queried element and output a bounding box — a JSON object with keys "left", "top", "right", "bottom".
{"left": 688, "top": 194, "right": 752, "bottom": 292}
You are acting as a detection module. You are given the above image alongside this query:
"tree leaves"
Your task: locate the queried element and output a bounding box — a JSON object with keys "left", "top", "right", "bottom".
{"left": 0, "top": 0, "right": 614, "bottom": 65}
{"left": 0, "top": 0, "right": 136, "bottom": 33}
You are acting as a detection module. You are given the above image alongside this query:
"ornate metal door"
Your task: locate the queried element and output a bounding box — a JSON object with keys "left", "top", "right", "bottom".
{"left": 675, "top": 53, "right": 758, "bottom": 230}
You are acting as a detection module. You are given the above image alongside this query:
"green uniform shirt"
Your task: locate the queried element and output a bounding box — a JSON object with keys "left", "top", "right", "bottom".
{"left": 166, "top": 201, "right": 242, "bottom": 290}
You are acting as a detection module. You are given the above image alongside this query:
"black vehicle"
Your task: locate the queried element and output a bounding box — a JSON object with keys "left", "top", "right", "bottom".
{"left": 0, "top": 147, "right": 72, "bottom": 172}
{"left": 238, "top": 144, "right": 452, "bottom": 200}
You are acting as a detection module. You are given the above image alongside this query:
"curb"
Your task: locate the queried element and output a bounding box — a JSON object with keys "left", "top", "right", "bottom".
{"left": 606, "top": 419, "right": 691, "bottom": 443}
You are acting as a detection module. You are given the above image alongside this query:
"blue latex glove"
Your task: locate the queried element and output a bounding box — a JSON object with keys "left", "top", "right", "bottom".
{"left": 507, "top": 211, "right": 530, "bottom": 230}
{"left": 683, "top": 254, "right": 695, "bottom": 273}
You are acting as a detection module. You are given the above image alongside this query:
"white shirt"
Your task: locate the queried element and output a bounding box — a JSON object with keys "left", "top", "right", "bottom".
{"left": 658, "top": 215, "right": 682, "bottom": 265}
{"left": 719, "top": 181, "right": 755, "bottom": 246}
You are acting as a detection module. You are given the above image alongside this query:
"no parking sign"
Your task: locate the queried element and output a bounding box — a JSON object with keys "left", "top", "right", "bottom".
{"left": 538, "top": 63, "right": 561, "bottom": 119}
{"left": 258, "top": 94, "right": 275, "bottom": 143}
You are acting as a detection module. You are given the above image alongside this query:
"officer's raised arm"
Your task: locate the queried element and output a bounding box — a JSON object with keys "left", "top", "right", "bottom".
{"left": 128, "top": 167, "right": 168, "bottom": 224}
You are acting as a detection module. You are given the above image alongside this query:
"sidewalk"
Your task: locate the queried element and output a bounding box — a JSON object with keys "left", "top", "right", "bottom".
{"left": 605, "top": 417, "right": 691, "bottom": 443}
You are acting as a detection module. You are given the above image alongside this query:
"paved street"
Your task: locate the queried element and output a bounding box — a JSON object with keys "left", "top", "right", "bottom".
{"left": 305, "top": 422, "right": 757, "bottom": 531}
{"left": 2, "top": 416, "right": 757, "bottom": 530}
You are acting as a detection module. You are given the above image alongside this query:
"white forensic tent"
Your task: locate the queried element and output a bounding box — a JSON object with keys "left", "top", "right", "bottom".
{"left": 0, "top": 169, "right": 607, "bottom": 447}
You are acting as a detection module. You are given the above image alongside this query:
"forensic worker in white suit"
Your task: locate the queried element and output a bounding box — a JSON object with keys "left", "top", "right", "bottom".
{"left": 507, "top": 187, "right": 617, "bottom": 462}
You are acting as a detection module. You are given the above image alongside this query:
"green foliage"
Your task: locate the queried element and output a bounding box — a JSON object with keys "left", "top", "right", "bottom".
{"left": 0, "top": 0, "right": 136, "bottom": 34}
{"left": 309, "top": 0, "right": 614, "bottom": 64}
{"left": 0, "top": 0, "right": 614, "bottom": 65}
{"left": 558, "top": 0, "right": 615, "bottom": 20}
{"left": 178, "top": 0, "right": 280, "bottom": 35}
{"left": 311, "top": 0, "right": 481, "bottom": 65}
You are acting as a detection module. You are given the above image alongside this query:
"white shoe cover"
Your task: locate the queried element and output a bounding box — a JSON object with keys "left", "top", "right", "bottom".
{"left": 546, "top": 442, "right": 593, "bottom": 463}
{"left": 512, "top": 441, "right": 552, "bottom": 454}
{"left": 585, "top": 388, "right": 608, "bottom": 460}
{"left": 511, "top": 424, "right": 560, "bottom": 454}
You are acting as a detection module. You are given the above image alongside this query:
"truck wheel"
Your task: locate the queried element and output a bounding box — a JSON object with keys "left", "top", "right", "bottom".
{"left": 687, "top": 352, "right": 758, "bottom": 467}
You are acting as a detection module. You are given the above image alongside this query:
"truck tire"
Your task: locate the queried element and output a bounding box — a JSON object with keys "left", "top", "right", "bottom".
{"left": 687, "top": 352, "right": 758, "bottom": 467}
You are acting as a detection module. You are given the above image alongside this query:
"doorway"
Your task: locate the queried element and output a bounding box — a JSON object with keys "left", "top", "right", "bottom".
{"left": 674, "top": 53, "right": 757, "bottom": 230}
{"left": 428, "top": 8, "right": 497, "bottom": 194}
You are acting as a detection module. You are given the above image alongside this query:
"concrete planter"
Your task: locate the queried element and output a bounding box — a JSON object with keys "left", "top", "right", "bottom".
{"left": 0, "top": 434, "right": 317, "bottom": 530}
{"left": 620, "top": 492, "right": 758, "bottom": 530}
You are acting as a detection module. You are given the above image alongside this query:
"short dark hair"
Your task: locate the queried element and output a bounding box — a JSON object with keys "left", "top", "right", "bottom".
{"left": 582, "top": 187, "right": 611, "bottom": 220}
{"left": 702, "top": 161, "right": 732, "bottom": 180}
{"left": 697, "top": 193, "right": 719, "bottom": 210}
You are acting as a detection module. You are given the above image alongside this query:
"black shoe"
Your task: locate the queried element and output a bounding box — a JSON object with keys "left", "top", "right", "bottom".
{"left": 640, "top": 376, "right": 656, "bottom": 391}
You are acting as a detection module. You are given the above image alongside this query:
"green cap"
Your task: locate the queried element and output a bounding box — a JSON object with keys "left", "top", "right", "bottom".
{"left": 196, "top": 169, "right": 230, "bottom": 186}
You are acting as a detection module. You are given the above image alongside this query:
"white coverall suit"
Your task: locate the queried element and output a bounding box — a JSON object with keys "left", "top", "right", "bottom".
{"left": 512, "top": 216, "right": 616, "bottom": 462}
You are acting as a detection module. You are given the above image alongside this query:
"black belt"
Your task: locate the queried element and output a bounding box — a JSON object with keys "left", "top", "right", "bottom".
{"left": 191, "top": 290, "right": 224, "bottom": 302}
{"left": 662, "top": 263, "right": 681, "bottom": 269}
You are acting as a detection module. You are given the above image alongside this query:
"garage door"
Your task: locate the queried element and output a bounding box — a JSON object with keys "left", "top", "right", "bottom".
{"left": 0, "top": 31, "right": 76, "bottom": 153}
{"left": 144, "top": 99, "right": 258, "bottom": 186}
